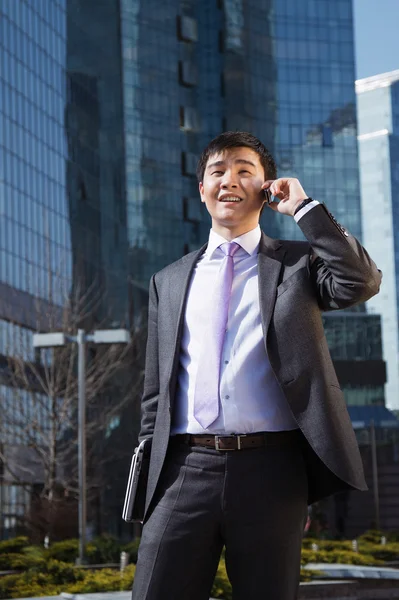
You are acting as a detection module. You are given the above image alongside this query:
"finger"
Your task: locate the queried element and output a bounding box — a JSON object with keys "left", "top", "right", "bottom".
{"left": 262, "top": 180, "right": 274, "bottom": 190}
{"left": 271, "top": 184, "right": 283, "bottom": 198}
{"left": 267, "top": 200, "right": 279, "bottom": 212}
{"left": 272, "top": 177, "right": 290, "bottom": 196}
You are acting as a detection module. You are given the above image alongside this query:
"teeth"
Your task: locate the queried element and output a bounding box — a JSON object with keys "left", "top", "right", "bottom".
{"left": 220, "top": 197, "right": 241, "bottom": 202}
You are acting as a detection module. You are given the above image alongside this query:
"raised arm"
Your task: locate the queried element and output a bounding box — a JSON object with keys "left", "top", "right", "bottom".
{"left": 298, "top": 203, "right": 381, "bottom": 310}
{"left": 265, "top": 177, "right": 381, "bottom": 310}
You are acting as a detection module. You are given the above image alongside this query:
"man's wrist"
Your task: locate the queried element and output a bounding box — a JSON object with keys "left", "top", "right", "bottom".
{"left": 293, "top": 198, "right": 313, "bottom": 216}
{"left": 294, "top": 199, "right": 320, "bottom": 222}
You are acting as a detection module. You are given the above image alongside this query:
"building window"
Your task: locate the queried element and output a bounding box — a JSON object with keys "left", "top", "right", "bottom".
{"left": 181, "top": 152, "right": 198, "bottom": 177}
{"left": 179, "top": 106, "right": 200, "bottom": 131}
{"left": 218, "top": 31, "right": 224, "bottom": 52}
{"left": 177, "top": 16, "right": 198, "bottom": 43}
{"left": 179, "top": 61, "right": 198, "bottom": 87}
{"left": 183, "top": 197, "right": 202, "bottom": 223}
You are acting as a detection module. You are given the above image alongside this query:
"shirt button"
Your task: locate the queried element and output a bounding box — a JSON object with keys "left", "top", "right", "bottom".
{"left": 225, "top": 360, "right": 229, "bottom": 364}
{"left": 225, "top": 395, "right": 230, "bottom": 399}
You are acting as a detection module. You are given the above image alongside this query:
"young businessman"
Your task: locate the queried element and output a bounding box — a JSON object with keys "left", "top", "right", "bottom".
{"left": 131, "top": 131, "right": 381, "bottom": 600}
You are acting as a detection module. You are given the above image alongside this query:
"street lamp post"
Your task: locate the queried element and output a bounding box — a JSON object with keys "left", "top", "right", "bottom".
{"left": 33, "top": 328, "right": 130, "bottom": 564}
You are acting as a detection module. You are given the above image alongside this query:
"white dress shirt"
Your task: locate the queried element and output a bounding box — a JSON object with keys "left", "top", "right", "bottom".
{"left": 171, "top": 202, "right": 319, "bottom": 434}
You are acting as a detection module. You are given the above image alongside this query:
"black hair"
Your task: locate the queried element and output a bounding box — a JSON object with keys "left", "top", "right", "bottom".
{"left": 196, "top": 131, "right": 277, "bottom": 182}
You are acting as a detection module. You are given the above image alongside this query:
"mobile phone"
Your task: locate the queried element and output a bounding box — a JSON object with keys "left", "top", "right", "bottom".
{"left": 263, "top": 188, "right": 272, "bottom": 204}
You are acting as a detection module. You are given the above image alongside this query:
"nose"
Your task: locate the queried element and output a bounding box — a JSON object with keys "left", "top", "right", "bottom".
{"left": 220, "top": 170, "right": 239, "bottom": 190}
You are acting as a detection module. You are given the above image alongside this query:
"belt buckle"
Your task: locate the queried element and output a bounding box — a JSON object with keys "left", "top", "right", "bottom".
{"left": 215, "top": 434, "right": 246, "bottom": 451}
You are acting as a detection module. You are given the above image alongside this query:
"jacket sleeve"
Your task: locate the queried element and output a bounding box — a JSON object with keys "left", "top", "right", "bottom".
{"left": 138, "top": 274, "right": 160, "bottom": 442}
{"left": 297, "top": 203, "right": 382, "bottom": 311}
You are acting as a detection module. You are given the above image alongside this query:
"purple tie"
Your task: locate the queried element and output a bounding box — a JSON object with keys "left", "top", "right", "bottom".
{"left": 194, "top": 241, "right": 240, "bottom": 429}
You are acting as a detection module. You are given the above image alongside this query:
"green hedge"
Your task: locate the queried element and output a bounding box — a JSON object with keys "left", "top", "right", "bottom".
{"left": 0, "top": 530, "right": 398, "bottom": 599}
{"left": 301, "top": 548, "right": 383, "bottom": 566}
{"left": 0, "top": 559, "right": 86, "bottom": 599}
{"left": 303, "top": 539, "right": 353, "bottom": 551}
{"left": 303, "top": 538, "right": 399, "bottom": 563}
{"left": 0, "top": 537, "right": 29, "bottom": 555}
{"left": 0, "top": 553, "right": 45, "bottom": 571}
{"left": 359, "top": 542, "right": 399, "bottom": 562}
{"left": 358, "top": 529, "right": 399, "bottom": 544}
{"left": 45, "top": 536, "right": 122, "bottom": 564}
{"left": 0, "top": 558, "right": 313, "bottom": 600}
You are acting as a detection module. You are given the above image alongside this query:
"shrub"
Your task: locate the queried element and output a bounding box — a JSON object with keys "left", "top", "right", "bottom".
{"left": 0, "top": 553, "right": 45, "bottom": 571}
{"left": 2, "top": 531, "right": 397, "bottom": 599}
{"left": 0, "top": 562, "right": 135, "bottom": 599}
{"left": 67, "top": 564, "right": 135, "bottom": 594}
{"left": 0, "top": 574, "right": 61, "bottom": 600}
{"left": 0, "top": 537, "right": 29, "bottom": 555}
{"left": 302, "top": 539, "right": 353, "bottom": 552}
{"left": 358, "top": 529, "right": 399, "bottom": 544}
{"left": 45, "top": 539, "right": 79, "bottom": 563}
{"left": 44, "top": 560, "right": 85, "bottom": 585}
{"left": 301, "top": 548, "right": 383, "bottom": 566}
{"left": 23, "top": 545, "right": 45, "bottom": 561}
{"left": 300, "top": 567, "right": 320, "bottom": 582}
{"left": 0, "top": 560, "right": 86, "bottom": 599}
{"left": 45, "top": 536, "right": 123, "bottom": 565}
{"left": 211, "top": 558, "right": 232, "bottom": 600}
{"left": 84, "top": 535, "right": 121, "bottom": 564}
{"left": 359, "top": 542, "right": 399, "bottom": 562}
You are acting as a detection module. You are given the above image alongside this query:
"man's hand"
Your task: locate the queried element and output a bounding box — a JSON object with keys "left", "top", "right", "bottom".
{"left": 262, "top": 178, "right": 308, "bottom": 216}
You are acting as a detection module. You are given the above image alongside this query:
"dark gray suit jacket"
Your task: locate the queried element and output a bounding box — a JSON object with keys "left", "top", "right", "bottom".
{"left": 138, "top": 204, "right": 382, "bottom": 520}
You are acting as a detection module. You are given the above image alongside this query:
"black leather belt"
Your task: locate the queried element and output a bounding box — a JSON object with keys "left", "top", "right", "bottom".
{"left": 171, "top": 430, "right": 301, "bottom": 451}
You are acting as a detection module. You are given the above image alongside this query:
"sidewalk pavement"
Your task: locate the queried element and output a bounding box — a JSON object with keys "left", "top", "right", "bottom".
{"left": 5, "top": 594, "right": 218, "bottom": 600}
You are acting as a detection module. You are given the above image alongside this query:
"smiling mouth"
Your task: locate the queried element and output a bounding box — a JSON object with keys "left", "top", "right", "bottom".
{"left": 219, "top": 196, "right": 242, "bottom": 203}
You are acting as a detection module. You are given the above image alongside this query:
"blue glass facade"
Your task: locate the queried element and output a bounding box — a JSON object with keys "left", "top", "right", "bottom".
{"left": 66, "top": 0, "right": 129, "bottom": 323}
{"left": 323, "top": 313, "right": 386, "bottom": 407}
{"left": 357, "top": 72, "right": 399, "bottom": 410}
{"left": 118, "top": 0, "right": 361, "bottom": 283}
{"left": 0, "top": 0, "right": 131, "bottom": 538}
{"left": 120, "top": 0, "right": 209, "bottom": 292}
{"left": 390, "top": 83, "right": 399, "bottom": 373}
{"left": 264, "top": 0, "right": 361, "bottom": 242}
{"left": 0, "top": 0, "right": 71, "bottom": 304}
{"left": 0, "top": 0, "right": 70, "bottom": 537}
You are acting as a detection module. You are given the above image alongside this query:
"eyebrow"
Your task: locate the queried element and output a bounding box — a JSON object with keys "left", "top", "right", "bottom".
{"left": 206, "top": 159, "right": 257, "bottom": 170}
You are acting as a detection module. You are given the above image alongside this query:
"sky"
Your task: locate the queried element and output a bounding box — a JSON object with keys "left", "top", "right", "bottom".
{"left": 353, "top": 0, "right": 399, "bottom": 80}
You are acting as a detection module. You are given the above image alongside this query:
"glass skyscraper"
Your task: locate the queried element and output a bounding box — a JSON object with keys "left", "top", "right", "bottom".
{"left": 0, "top": 0, "right": 387, "bottom": 537}
{"left": 1, "top": 0, "right": 71, "bottom": 538}
{"left": 356, "top": 70, "right": 399, "bottom": 411}
{"left": 0, "top": 0, "right": 131, "bottom": 538}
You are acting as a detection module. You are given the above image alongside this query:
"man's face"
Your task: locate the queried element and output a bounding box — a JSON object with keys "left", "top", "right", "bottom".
{"left": 199, "top": 146, "right": 266, "bottom": 237}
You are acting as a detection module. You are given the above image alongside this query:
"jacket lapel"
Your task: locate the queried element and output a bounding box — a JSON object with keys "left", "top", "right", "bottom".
{"left": 258, "top": 232, "right": 285, "bottom": 341}
{"left": 166, "top": 244, "right": 207, "bottom": 397}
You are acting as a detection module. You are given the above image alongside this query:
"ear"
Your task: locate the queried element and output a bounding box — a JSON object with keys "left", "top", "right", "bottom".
{"left": 199, "top": 182, "right": 205, "bottom": 203}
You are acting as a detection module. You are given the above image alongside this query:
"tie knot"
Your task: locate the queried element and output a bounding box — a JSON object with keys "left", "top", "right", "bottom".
{"left": 220, "top": 241, "right": 240, "bottom": 257}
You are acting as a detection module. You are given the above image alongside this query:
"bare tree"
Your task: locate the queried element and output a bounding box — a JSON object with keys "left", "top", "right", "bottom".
{"left": 0, "top": 276, "right": 145, "bottom": 541}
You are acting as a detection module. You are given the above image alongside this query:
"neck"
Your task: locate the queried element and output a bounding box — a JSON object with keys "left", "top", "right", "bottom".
{"left": 211, "top": 223, "right": 259, "bottom": 241}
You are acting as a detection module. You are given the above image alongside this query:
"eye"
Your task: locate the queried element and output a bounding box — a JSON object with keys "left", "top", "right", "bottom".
{"left": 211, "top": 170, "right": 224, "bottom": 175}
{"left": 239, "top": 170, "right": 250, "bottom": 174}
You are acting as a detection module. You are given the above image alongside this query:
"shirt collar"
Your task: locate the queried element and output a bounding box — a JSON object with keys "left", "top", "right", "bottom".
{"left": 205, "top": 225, "right": 261, "bottom": 259}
